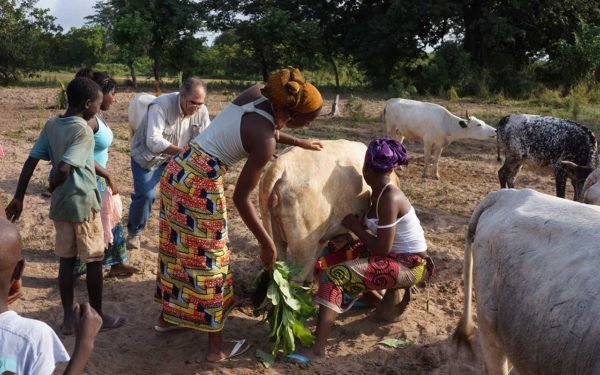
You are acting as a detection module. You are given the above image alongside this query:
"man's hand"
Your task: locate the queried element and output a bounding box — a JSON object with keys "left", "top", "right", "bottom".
{"left": 298, "top": 138, "right": 324, "bottom": 151}
{"left": 73, "top": 303, "right": 102, "bottom": 348}
{"left": 5, "top": 198, "right": 23, "bottom": 222}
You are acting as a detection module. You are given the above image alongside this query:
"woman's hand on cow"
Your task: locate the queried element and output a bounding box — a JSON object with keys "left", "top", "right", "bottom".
{"left": 260, "top": 243, "right": 277, "bottom": 270}
{"left": 342, "top": 214, "right": 361, "bottom": 231}
{"left": 297, "top": 138, "right": 323, "bottom": 151}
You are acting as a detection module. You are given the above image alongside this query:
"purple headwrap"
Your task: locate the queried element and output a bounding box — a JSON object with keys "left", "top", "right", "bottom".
{"left": 366, "top": 137, "right": 408, "bottom": 172}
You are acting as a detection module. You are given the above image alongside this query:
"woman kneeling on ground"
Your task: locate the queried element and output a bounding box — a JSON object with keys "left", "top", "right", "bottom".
{"left": 154, "top": 68, "right": 323, "bottom": 362}
{"left": 300, "top": 137, "right": 434, "bottom": 361}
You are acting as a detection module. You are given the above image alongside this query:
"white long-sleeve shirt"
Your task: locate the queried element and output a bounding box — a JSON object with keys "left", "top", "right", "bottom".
{"left": 130, "top": 92, "right": 210, "bottom": 170}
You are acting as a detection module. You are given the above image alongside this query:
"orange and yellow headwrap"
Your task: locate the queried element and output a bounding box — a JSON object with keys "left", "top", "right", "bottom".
{"left": 262, "top": 68, "right": 323, "bottom": 114}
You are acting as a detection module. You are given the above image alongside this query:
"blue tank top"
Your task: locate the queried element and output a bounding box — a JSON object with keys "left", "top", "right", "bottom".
{"left": 93, "top": 115, "right": 113, "bottom": 168}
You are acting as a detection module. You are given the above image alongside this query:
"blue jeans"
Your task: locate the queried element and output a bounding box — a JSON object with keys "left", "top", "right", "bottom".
{"left": 127, "top": 158, "right": 166, "bottom": 236}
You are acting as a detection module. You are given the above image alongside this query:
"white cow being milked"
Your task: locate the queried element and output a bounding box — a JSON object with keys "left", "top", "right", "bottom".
{"left": 384, "top": 98, "right": 496, "bottom": 179}
{"left": 259, "top": 139, "right": 400, "bottom": 282}
{"left": 455, "top": 188, "right": 600, "bottom": 375}
{"left": 128, "top": 93, "right": 156, "bottom": 137}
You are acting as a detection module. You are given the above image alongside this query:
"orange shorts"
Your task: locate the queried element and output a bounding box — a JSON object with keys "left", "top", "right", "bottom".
{"left": 53, "top": 211, "right": 104, "bottom": 263}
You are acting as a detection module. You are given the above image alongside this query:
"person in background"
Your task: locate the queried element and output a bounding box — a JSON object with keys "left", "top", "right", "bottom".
{"left": 0, "top": 217, "right": 103, "bottom": 375}
{"left": 5, "top": 77, "right": 125, "bottom": 334}
{"left": 72, "top": 68, "right": 138, "bottom": 278}
{"left": 126, "top": 77, "right": 210, "bottom": 250}
{"left": 154, "top": 68, "right": 323, "bottom": 362}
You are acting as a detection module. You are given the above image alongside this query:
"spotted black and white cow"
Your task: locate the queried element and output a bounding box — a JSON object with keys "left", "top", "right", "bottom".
{"left": 496, "top": 114, "right": 597, "bottom": 201}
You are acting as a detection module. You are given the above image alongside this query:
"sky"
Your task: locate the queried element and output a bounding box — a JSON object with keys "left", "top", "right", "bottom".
{"left": 37, "top": 0, "right": 95, "bottom": 31}
{"left": 36, "top": 0, "right": 218, "bottom": 43}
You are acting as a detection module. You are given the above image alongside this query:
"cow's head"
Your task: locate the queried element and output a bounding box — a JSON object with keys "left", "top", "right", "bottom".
{"left": 561, "top": 161, "right": 600, "bottom": 204}
{"left": 458, "top": 110, "right": 497, "bottom": 140}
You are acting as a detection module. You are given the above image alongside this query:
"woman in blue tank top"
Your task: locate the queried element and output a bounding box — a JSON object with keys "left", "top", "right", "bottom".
{"left": 72, "top": 68, "right": 138, "bottom": 279}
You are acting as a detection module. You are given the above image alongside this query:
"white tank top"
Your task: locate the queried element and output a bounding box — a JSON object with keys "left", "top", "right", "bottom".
{"left": 193, "top": 97, "right": 274, "bottom": 166}
{"left": 365, "top": 183, "right": 428, "bottom": 254}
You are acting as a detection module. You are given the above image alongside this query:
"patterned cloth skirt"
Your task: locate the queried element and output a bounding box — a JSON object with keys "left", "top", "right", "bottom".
{"left": 74, "top": 176, "right": 128, "bottom": 276}
{"left": 154, "top": 143, "right": 234, "bottom": 332}
{"left": 314, "top": 242, "right": 427, "bottom": 313}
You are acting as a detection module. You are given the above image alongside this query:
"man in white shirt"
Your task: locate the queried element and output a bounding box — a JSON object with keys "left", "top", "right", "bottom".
{"left": 0, "top": 217, "right": 102, "bottom": 375}
{"left": 127, "top": 77, "right": 210, "bottom": 249}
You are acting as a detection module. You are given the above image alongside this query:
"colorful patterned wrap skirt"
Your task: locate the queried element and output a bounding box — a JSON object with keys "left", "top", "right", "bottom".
{"left": 155, "top": 143, "right": 233, "bottom": 332}
{"left": 74, "top": 176, "right": 128, "bottom": 276}
{"left": 314, "top": 242, "right": 427, "bottom": 313}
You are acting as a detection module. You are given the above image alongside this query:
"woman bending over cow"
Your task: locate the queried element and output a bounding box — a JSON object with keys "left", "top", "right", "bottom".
{"left": 154, "top": 68, "right": 323, "bottom": 363}
{"left": 300, "top": 138, "right": 434, "bottom": 361}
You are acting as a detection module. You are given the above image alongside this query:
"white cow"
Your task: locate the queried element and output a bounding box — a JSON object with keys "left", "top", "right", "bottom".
{"left": 128, "top": 93, "right": 156, "bottom": 137}
{"left": 455, "top": 188, "right": 600, "bottom": 375}
{"left": 384, "top": 98, "right": 496, "bottom": 179}
{"left": 259, "top": 139, "right": 400, "bottom": 282}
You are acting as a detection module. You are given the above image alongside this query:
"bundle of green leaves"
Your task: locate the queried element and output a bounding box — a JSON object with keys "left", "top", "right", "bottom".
{"left": 253, "top": 261, "right": 317, "bottom": 356}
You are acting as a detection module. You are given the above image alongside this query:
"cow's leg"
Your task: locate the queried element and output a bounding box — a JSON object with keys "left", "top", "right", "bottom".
{"left": 431, "top": 145, "right": 444, "bottom": 180}
{"left": 422, "top": 141, "right": 432, "bottom": 178}
{"left": 498, "top": 158, "right": 521, "bottom": 189}
{"left": 554, "top": 165, "right": 567, "bottom": 198}
{"left": 478, "top": 325, "right": 510, "bottom": 375}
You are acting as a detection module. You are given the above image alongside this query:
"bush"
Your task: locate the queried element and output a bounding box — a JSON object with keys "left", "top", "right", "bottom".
{"left": 345, "top": 94, "right": 367, "bottom": 121}
{"left": 55, "top": 81, "right": 67, "bottom": 109}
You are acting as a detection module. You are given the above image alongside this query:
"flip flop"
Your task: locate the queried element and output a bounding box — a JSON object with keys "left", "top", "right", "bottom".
{"left": 100, "top": 316, "right": 125, "bottom": 332}
{"left": 215, "top": 339, "right": 251, "bottom": 362}
{"left": 153, "top": 323, "right": 188, "bottom": 333}
{"left": 286, "top": 353, "right": 311, "bottom": 364}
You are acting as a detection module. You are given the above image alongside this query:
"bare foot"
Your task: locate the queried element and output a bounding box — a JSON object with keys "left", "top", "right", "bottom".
{"left": 100, "top": 314, "right": 125, "bottom": 331}
{"left": 107, "top": 263, "right": 139, "bottom": 278}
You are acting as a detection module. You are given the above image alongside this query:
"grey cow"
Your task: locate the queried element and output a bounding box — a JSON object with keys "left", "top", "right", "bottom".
{"left": 455, "top": 188, "right": 600, "bottom": 375}
{"left": 496, "top": 114, "right": 597, "bottom": 201}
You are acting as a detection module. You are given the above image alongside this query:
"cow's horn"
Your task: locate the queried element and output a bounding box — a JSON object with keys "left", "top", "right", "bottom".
{"left": 465, "top": 109, "right": 470, "bottom": 119}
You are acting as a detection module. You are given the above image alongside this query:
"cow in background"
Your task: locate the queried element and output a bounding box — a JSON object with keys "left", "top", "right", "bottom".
{"left": 561, "top": 161, "right": 600, "bottom": 204}
{"left": 455, "top": 188, "right": 600, "bottom": 375}
{"left": 384, "top": 98, "right": 496, "bottom": 180}
{"left": 259, "top": 139, "right": 400, "bottom": 282}
{"left": 496, "top": 114, "right": 597, "bottom": 201}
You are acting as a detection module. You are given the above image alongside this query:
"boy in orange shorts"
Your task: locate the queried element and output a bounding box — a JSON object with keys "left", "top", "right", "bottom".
{"left": 5, "top": 77, "right": 124, "bottom": 334}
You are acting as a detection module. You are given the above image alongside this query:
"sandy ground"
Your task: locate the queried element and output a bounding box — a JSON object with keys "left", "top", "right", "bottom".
{"left": 0, "top": 86, "right": 571, "bottom": 374}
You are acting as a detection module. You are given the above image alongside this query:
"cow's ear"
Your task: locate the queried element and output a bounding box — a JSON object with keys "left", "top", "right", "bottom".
{"left": 459, "top": 120, "right": 468, "bottom": 128}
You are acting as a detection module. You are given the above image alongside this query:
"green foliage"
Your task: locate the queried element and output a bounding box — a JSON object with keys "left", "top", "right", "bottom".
{"left": 55, "top": 80, "right": 67, "bottom": 109}
{"left": 0, "top": 0, "right": 61, "bottom": 83}
{"left": 345, "top": 95, "right": 367, "bottom": 121}
{"left": 378, "top": 338, "right": 414, "bottom": 349}
{"left": 253, "top": 262, "right": 317, "bottom": 356}
{"left": 54, "top": 25, "right": 108, "bottom": 68}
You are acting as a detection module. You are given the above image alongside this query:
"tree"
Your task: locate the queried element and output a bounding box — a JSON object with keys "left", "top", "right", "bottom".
{"left": 0, "top": 0, "right": 61, "bottom": 83}
{"left": 112, "top": 12, "right": 152, "bottom": 89}
{"left": 89, "top": 0, "right": 209, "bottom": 87}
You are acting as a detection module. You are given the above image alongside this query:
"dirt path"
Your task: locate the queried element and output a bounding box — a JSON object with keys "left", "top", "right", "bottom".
{"left": 0, "top": 87, "right": 567, "bottom": 374}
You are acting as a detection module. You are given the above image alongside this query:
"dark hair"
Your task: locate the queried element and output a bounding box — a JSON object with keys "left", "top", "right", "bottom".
{"left": 75, "top": 68, "right": 116, "bottom": 94}
{"left": 181, "top": 76, "right": 205, "bottom": 95}
{"left": 66, "top": 77, "right": 102, "bottom": 108}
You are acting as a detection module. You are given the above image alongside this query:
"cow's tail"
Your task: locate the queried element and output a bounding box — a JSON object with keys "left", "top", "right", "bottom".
{"left": 258, "top": 162, "right": 285, "bottom": 242}
{"left": 453, "top": 192, "right": 498, "bottom": 352}
{"left": 496, "top": 116, "right": 509, "bottom": 163}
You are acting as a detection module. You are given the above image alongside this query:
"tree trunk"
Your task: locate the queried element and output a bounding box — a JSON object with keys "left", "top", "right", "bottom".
{"left": 328, "top": 52, "right": 340, "bottom": 91}
{"left": 463, "top": 1, "right": 485, "bottom": 67}
{"left": 260, "top": 50, "right": 269, "bottom": 82}
{"left": 128, "top": 61, "right": 137, "bottom": 90}
{"left": 330, "top": 94, "right": 341, "bottom": 117}
{"left": 152, "top": 56, "right": 161, "bottom": 93}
